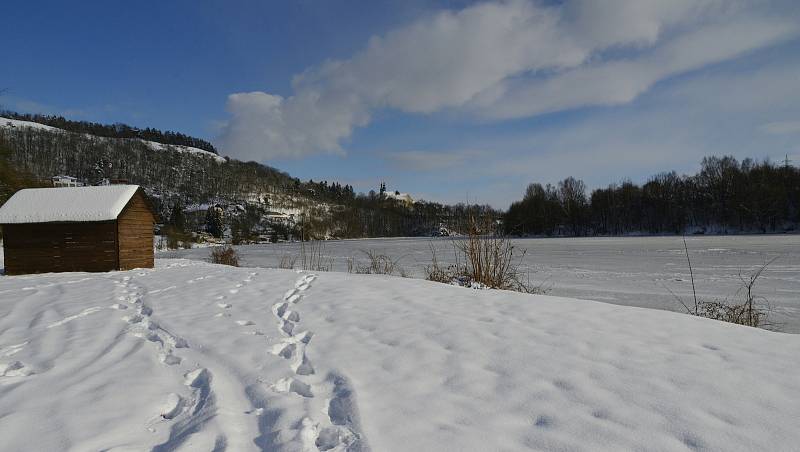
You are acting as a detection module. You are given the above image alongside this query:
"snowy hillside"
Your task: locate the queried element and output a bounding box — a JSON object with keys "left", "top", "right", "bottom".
{"left": 1, "top": 260, "right": 798, "bottom": 451}
{"left": 0, "top": 116, "right": 225, "bottom": 162}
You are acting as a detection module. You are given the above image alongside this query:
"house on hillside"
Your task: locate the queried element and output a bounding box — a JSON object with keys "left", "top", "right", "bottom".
{"left": 386, "top": 190, "right": 414, "bottom": 207}
{"left": 0, "top": 185, "right": 157, "bottom": 275}
{"left": 51, "top": 175, "right": 84, "bottom": 187}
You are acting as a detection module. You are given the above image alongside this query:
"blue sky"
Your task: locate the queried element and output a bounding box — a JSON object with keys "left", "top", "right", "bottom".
{"left": 3, "top": 0, "right": 800, "bottom": 207}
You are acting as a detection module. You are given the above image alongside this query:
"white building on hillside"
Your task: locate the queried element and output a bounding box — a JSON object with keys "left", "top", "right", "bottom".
{"left": 386, "top": 190, "right": 414, "bottom": 207}
{"left": 52, "top": 175, "right": 84, "bottom": 187}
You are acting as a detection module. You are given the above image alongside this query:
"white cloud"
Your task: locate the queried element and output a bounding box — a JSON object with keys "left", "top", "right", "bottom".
{"left": 217, "top": 0, "right": 800, "bottom": 161}
{"left": 475, "top": 17, "right": 798, "bottom": 119}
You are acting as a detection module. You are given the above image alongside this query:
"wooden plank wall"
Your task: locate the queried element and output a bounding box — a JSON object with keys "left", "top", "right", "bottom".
{"left": 3, "top": 222, "right": 118, "bottom": 275}
{"left": 117, "top": 191, "right": 155, "bottom": 270}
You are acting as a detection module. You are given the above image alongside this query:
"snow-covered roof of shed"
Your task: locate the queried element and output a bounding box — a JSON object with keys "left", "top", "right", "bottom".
{"left": 0, "top": 185, "right": 141, "bottom": 224}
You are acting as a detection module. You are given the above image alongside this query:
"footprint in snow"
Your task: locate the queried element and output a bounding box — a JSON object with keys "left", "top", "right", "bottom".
{"left": 184, "top": 368, "right": 209, "bottom": 387}
{"left": 293, "top": 330, "right": 314, "bottom": 344}
{"left": 271, "top": 377, "right": 313, "bottom": 398}
{"left": 0, "top": 361, "right": 34, "bottom": 377}
{"left": 160, "top": 393, "right": 184, "bottom": 419}
{"left": 291, "top": 352, "right": 315, "bottom": 376}
{"left": 273, "top": 302, "right": 289, "bottom": 318}
{"left": 270, "top": 331, "right": 314, "bottom": 359}
{"left": 217, "top": 303, "right": 232, "bottom": 309}
{"left": 159, "top": 352, "right": 182, "bottom": 366}
{"left": 271, "top": 342, "right": 296, "bottom": 359}
{"left": 316, "top": 426, "right": 358, "bottom": 451}
{"left": 280, "top": 320, "right": 295, "bottom": 336}
{"left": 282, "top": 310, "right": 300, "bottom": 322}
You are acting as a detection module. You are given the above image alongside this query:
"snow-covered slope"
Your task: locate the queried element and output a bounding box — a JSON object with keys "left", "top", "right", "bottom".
{"left": 0, "top": 117, "right": 61, "bottom": 132}
{"left": 0, "top": 116, "right": 226, "bottom": 162}
{"left": 0, "top": 260, "right": 798, "bottom": 451}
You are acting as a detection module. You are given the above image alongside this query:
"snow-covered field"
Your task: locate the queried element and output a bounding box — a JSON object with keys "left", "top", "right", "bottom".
{"left": 1, "top": 259, "right": 799, "bottom": 451}
{"left": 162, "top": 235, "right": 800, "bottom": 333}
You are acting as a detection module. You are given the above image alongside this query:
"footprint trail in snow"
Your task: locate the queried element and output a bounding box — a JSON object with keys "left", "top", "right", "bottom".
{"left": 266, "top": 273, "right": 368, "bottom": 451}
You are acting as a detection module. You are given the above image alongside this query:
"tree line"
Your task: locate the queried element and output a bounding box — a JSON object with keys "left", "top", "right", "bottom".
{"left": 1, "top": 110, "right": 218, "bottom": 154}
{"left": 505, "top": 156, "right": 799, "bottom": 236}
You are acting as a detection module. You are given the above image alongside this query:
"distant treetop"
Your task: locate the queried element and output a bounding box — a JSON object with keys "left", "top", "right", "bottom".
{"left": 0, "top": 110, "right": 218, "bottom": 154}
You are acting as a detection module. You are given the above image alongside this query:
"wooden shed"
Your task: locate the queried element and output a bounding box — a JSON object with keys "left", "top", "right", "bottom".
{"left": 0, "top": 185, "right": 157, "bottom": 275}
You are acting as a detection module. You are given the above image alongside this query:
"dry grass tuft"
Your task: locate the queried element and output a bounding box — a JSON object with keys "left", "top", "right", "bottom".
{"left": 426, "top": 218, "right": 546, "bottom": 293}
{"left": 350, "top": 250, "right": 408, "bottom": 277}
{"left": 300, "top": 240, "right": 333, "bottom": 272}
{"left": 670, "top": 238, "right": 776, "bottom": 328}
{"left": 279, "top": 253, "right": 297, "bottom": 270}
{"left": 209, "top": 245, "right": 240, "bottom": 267}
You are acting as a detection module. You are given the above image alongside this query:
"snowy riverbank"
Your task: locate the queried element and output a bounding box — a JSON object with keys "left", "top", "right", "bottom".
{"left": 160, "top": 235, "right": 800, "bottom": 333}
{"left": 1, "top": 259, "right": 799, "bottom": 451}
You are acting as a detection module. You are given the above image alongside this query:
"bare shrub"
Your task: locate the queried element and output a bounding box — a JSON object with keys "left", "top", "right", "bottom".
{"left": 353, "top": 250, "right": 408, "bottom": 276}
{"left": 426, "top": 218, "right": 547, "bottom": 293}
{"left": 209, "top": 245, "right": 239, "bottom": 267}
{"left": 425, "top": 243, "right": 465, "bottom": 284}
{"left": 279, "top": 253, "right": 297, "bottom": 270}
{"left": 163, "top": 226, "right": 193, "bottom": 250}
{"left": 671, "top": 238, "right": 775, "bottom": 328}
{"left": 300, "top": 240, "right": 333, "bottom": 272}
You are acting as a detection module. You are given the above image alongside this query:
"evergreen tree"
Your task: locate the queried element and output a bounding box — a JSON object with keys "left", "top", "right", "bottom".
{"left": 205, "top": 205, "right": 224, "bottom": 238}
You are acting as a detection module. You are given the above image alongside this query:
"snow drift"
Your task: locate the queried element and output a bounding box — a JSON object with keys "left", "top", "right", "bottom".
{"left": 0, "top": 259, "right": 798, "bottom": 451}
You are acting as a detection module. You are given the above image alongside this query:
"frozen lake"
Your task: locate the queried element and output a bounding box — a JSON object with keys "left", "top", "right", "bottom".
{"left": 161, "top": 235, "right": 800, "bottom": 333}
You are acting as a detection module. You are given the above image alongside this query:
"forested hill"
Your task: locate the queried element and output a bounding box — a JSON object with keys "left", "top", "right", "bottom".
{"left": 504, "top": 156, "right": 800, "bottom": 236}
{"left": 0, "top": 110, "right": 218, "bottom": 154}
{"left": 0, "top": 116, "right": 497, "bottom": 240}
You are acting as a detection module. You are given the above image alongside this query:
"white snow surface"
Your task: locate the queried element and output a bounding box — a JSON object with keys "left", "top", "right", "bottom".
{"left": 0, "top": 116, "right": 225, "bottom": 163}
{"left": 0, "top": 185, "right": 140, "bottom": 223}
{"left": 0, "top": 117, "right": 61, "bottom": 132}
{"left": 143, "top": 140, "right": 226, "bottom": 163}
{"left": 0, "top": 259, "right": 798, "bottom": 451}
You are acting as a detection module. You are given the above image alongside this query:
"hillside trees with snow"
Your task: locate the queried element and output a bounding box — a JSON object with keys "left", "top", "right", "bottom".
{"left": 0, "top": 122, "right": 499, "bottom": 240}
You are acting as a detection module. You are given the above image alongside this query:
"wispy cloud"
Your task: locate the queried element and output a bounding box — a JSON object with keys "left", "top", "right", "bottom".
{"left": 217, "top": 0, "right": 800, "bottom": 161}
